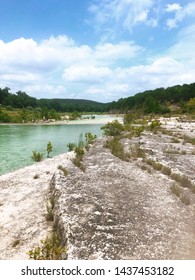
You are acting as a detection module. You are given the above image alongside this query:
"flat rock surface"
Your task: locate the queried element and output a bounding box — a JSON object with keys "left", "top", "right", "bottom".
{"left": 52, "top": 137, "right": 195, "bottom": 260}
{"left": 0, "top": 152, "right": 73, "bottom": 259}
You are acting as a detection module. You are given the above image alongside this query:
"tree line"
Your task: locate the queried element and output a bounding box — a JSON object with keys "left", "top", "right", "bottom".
{"left": 107, "top": 83, "right": 195, "bottom": 114}
{"left": 0, "top": 87, "right": 107, "bottom": 112}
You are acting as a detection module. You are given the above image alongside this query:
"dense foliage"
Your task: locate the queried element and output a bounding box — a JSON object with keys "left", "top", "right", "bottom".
{"left": 0, "top": 87, "right": 107, "bottom": 112}
{"left": 107, "top": 83, "right": 195, "bottom": 113}
{"left": 0, "top": 82, "right": 195, "bottom": 123}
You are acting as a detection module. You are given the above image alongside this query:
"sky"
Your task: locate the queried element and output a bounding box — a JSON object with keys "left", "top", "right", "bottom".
{"left": 0, "top": 0, "right": 195, "bottom": 103}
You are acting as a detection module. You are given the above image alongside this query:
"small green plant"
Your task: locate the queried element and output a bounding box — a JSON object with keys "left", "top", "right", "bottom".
{"left": 58, "top": 165, "right": 68, "bottom": 176}
{"left": 149, "top": 120, "right": 161, "bottom": 132}
{"left": 105, "top": 137, "right": 129, "bottom": 161}
{"left": 28, "top": 232, "right": 66, "bottom": 260}
{"left": 67, "top": 142, "right": 76, "bottom": 151}
{"left": 45, "top": 195, "right": 55, "bottom": 222}
{"left": 101, "top": 120, "right": 124, "bottom": 136}
{"left": 70, "top": 134, "right": 87, "bottom": 171}
{"left": 31, "top": 150, "right": 44, "bottom": 162}
{"left": 77, "top": 133, "right": 84, "bottom": 148}
{"left": 85, "top": 132, "right": 97, "bottom": 145}
{"left": 47, "top": 141, "right": 53, "bottom": 158}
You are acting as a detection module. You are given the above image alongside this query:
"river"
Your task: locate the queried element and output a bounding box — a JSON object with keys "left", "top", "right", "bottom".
{"left": 0, "top": 115, "right": 121, "bottom": 175}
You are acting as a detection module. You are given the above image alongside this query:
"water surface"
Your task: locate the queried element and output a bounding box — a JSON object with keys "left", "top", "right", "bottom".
{"left": 0, "top": 123, "right": 103, "bottom": 175}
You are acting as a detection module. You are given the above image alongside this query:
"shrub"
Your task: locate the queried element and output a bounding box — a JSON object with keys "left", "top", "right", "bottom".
{"left": 101, "top": 120, "right": 124, "bottom": 136}
{"left": 72, "top": 146, "right": 85, "bottom": 171}
{"left": 85, "top": 132, "right": 97, "bottom": 144}
{"left": 28, "top": 232, "right": 66, "bottom": 260}
{"left": 47, "top": 141, "right": 53, "bottom": 158}
{"left": 149, "top": 120, "right": 161, "bottom": 131}
{"left": 31, "top": 150, "right": 44, "bottom": 162}
{"left": 67, "top": 142, "right": 76, "bottom": 151}
{"left": 105, "top": 137, "right": 128, "bottom": 161}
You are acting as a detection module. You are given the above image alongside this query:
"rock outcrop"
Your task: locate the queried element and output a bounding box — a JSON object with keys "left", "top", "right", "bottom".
{"left": 50, "top": 136, "right": 195, "bottom": 259}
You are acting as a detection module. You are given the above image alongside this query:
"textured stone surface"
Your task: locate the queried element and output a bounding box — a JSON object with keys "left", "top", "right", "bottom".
{"left": 0, "top": 152, "right": 73, "bottom": 259}
{"left": 51, "top": 136, "right": 195, "bottom": 260}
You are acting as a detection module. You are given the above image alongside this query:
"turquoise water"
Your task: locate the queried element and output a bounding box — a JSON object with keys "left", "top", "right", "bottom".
{"left": 0, "top": 123, "right": 103, "bottom": 175}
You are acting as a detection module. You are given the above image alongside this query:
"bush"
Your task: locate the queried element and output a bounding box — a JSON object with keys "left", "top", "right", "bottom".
{"left": 105, "top": 137, "right": 128, "bottom": 161}
{"left": 47, "top": 141, "right": 53, "bottom": 158}
{"left": 31, "top": 150, "right": 44, "bottom": 162}
{"left": 67, "top": 143, "right": 76, "bottom": 151}
{"left": 28, "top": 232, "right": 66, "bottom": 260}
{"left": 85, "top": 132, "right": 97, "bottom": 144}
{"left": 101, "top": 120, "right": 124, "bottom": 136}
{"left": 149, "top": 120, "right": 161, "bottom": 131}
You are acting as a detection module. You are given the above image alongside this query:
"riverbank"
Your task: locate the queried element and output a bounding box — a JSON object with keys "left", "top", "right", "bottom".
{"left": 0, "top": 115, "right": 123, "bottom": 126}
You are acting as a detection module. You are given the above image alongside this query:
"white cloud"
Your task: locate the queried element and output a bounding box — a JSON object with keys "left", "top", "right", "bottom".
{"left": 165, "top": 3, "right": 182, "bottom": 13}
{"left": 63, "top": 66, "right": 112, "bottom": 82}
{"left": 166, "top": 2, "right": 195, "bottom": 29}
{"left": 89, "top": 0, "right": 156, "bottom": 35}
{"left": 0, "top": 35, "right": 143, "bottom": 100}
{"left": 1, "top": 23, "right": 195, "bottom": 103}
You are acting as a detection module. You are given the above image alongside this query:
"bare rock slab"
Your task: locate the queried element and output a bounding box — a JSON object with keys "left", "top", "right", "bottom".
{"left": 51, "top": 139, "right": 195, "bottom": 260}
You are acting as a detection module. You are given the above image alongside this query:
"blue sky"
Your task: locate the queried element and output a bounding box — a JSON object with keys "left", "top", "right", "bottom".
{"left": 0, "top": 0, "right": 195, "bottom": 102}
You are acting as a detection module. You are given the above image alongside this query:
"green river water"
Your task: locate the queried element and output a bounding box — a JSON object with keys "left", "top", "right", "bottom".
{"left": 0, "top": 117, "right": 111, "bottom": 175}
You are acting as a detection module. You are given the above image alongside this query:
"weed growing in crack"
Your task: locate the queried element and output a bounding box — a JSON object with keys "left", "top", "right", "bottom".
{"left": 45, "top": 195, "right": 55, "bottom": 222}
{"left": 58, "top": 165, "right": 68, "bottom": 176}
{"left": 28, "top": 231, "right": 66, "bottom": 260}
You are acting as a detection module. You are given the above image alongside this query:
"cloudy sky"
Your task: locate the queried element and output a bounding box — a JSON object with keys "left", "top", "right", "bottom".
{"left": 0, "top": 0, "right": 195, "bottom": 102}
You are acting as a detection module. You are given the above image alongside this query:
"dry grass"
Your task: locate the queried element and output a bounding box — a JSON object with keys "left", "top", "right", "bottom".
{"left": 161, "top": 165, "right": 171, "bottom": 176}
{"left": 170, "top": 183, "right": 181, "bottom": 197}
{"left": 105, "top": 137, "right": 130, "bottom": 161}
{"left": 58, "top": 165, "right": 68, "bottom": 176}
{"left": 170, "top": 183, "right": 190, "bottom": 205}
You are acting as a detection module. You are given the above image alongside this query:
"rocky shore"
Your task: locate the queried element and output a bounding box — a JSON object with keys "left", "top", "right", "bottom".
{"left": 0, "top": 118, "right": 195, "bottom": 259}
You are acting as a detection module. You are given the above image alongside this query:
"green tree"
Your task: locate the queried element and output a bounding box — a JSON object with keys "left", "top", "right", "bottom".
{"left": 47, "top": 141, "right": 53, "bottom": 158}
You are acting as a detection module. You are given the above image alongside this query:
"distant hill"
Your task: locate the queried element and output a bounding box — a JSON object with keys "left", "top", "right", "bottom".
{"left": 0, "top": 88, "right": 107, "bottom": 112}
{"left": 107, "top": 82, "right": 195, "bottom": 114}
{"left": 38, "top": 98, "right": 107, "bottom": 112}
{"left": 1, "top": 82, "right": 195, "bottom": 114}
